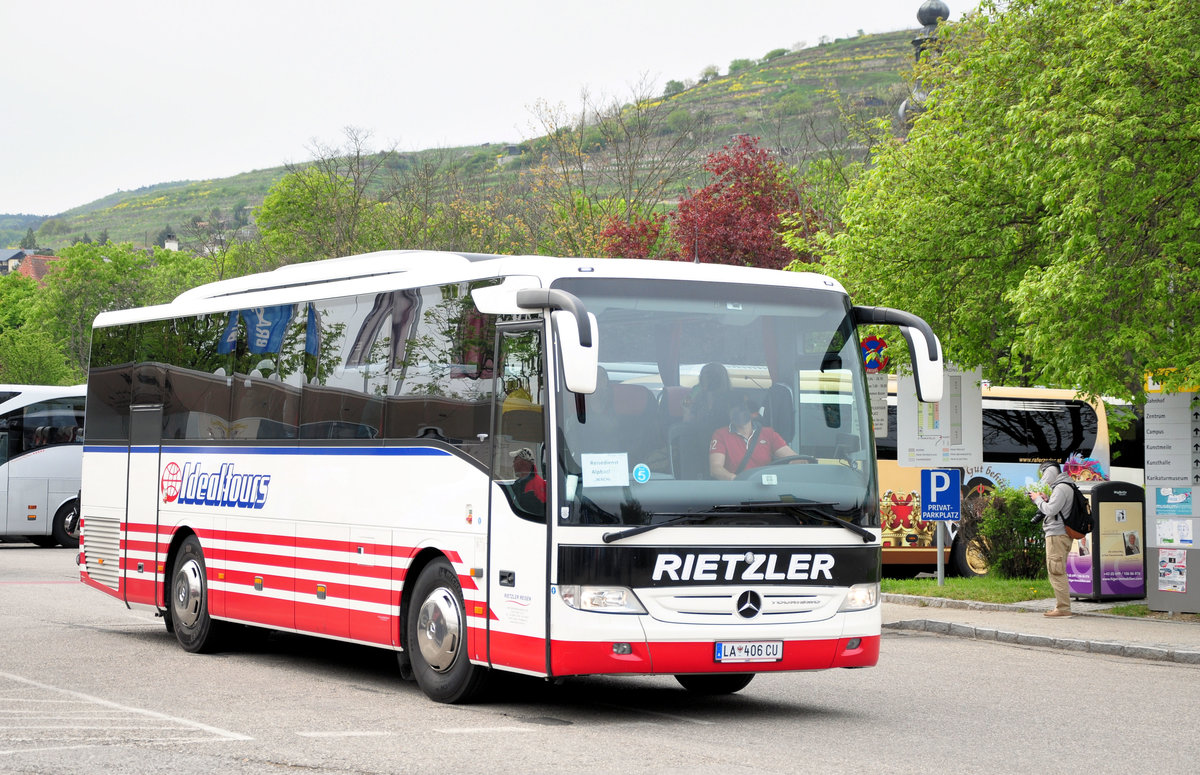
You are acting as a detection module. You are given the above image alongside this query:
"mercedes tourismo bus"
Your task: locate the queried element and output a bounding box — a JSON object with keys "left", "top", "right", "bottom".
{"left": 0, "top": 384, "right": 85, "bottom": 548}
{"left": 79, "top": 251, "right": 942, "bottom": 703}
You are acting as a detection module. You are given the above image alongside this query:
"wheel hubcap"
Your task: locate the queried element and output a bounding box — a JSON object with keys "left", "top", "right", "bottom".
{"left": 416, "top": 587, "right": 462, "bottom": 673}
{"left": 172, "top": 558, "right": 204, "bottom": 628}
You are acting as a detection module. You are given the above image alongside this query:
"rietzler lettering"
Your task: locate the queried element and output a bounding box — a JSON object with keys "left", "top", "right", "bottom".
{"left": 651, "top": 551, "right": 834, "bottom": 582}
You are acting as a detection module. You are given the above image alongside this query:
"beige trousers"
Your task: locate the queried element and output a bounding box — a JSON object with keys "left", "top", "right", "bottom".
{"left": 1045, "top": 533, "right": 1073, "bottom": 613}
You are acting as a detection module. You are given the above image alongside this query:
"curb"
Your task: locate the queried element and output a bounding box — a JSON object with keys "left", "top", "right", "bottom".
{"left": 882, "top": 593, "right": 1047, "bottom": 613}
{"left": 882, "top": 594, "right": 1200, "bottom": 665}
{"left": 882, "top": 618, "right": 1200, "bottom": 665}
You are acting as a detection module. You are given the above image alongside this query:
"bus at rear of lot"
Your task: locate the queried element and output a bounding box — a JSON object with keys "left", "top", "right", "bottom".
{"left": 0, "top": 384, "right": 85, "bottom": 548}
{"left": 875, "top": 381, "right": 1142, "bottom": 576}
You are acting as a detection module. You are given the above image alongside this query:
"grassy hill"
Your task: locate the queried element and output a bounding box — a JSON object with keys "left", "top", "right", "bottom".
{"left": 4, "top": 30, "right": 917, "bottom": 252}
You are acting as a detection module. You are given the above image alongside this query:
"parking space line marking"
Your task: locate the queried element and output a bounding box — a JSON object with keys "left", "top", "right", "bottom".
{"left": 0, "top": 671, "right": 252, "bottom": 746}
{"left": 436, "top": 726, "right": 541, "bottom": 734}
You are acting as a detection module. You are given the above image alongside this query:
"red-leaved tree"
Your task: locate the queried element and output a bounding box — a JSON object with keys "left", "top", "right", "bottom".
{"left": 600, "top": 135, "right": 819, "bottom": 269}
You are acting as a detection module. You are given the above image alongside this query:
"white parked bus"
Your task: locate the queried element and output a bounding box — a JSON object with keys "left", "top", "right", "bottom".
{"left": 0, "top": 384, "right": 85, "bottom": 548}
{"left": 79, "top": 250, "right": 942, "bottom": 703}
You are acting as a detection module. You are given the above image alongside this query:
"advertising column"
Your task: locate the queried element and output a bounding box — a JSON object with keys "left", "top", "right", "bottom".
{"left": 1142, "top": 379, "right": 1200, "bottom": 614}
{"left": 1069, "top": 482, "right": 1144, "bottom": 600}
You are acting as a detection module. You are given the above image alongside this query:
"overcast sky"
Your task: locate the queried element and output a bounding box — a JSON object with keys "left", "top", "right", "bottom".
{"left": 1, "top": 0, "right": 967, "bottom": 216}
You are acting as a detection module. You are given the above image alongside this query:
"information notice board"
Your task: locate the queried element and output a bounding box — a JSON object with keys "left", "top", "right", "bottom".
{"left": 1142, "top": 381, "right": 1200, "bottom": 613}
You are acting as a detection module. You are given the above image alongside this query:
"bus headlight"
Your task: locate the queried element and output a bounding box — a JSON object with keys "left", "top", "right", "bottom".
{"left": 559, "top": 585, "right": 646, "bottom": 614}
{"left": 838, "top": 582, "right": 879, "bottom": 612}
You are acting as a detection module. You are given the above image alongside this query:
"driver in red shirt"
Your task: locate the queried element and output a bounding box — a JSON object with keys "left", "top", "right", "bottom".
{"left": 709, "top": 404, "right": 802, "bottom": 481}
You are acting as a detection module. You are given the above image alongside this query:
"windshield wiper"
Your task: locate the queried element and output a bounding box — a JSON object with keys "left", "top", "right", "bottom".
{"left": 734, "top": 500, "right": 875, "bottom": 543}
{"left": 602, "top": 513, "right": 709, "bottom": 543}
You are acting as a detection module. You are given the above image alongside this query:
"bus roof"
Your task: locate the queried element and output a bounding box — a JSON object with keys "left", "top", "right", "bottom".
{"left": 92, "top": 251, "right": 847, "bottom": 329}
{"left": 0, "top": 384, "right": 86, "bottom": 411}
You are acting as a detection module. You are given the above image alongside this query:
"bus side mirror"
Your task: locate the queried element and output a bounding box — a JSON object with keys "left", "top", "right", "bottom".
{"left": 852, "top": 305, "right": 944, "bottom": 403}
{"left": 553, "top": 311, "right": 598, "bottom": 395}
{"left": 901, "top": 324, "right": 943, "bottom": 403}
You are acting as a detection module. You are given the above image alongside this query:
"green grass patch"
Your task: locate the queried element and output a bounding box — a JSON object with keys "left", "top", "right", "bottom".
{"left": 1107, "top": 603, "right": 1200, "bottom": 622}
{"left": 882, "top": 576, "right": 1053, "bottom": 604}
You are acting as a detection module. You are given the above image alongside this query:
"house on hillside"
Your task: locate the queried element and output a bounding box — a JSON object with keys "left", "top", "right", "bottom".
{"left": 8, "top": 253, "right": 64, "bottom": 286}
{"left": 0, "top": 248, "right": 31, "bottom": 275}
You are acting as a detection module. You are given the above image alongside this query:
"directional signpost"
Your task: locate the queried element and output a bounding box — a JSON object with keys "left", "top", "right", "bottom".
{"left": 921, "top": 468, "right": 961, "bottom": 585}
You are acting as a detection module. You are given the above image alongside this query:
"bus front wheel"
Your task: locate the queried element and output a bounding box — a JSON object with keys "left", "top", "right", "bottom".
{"left": 405, "top": 558, "right": 487, "bottom": 703}
{"left": 675, "top": 673, "right": 754, "bottom": 695}
{"left": 52, "top": 500, "right": 80, "bottom": 549}
{"left": 170, "top": 535, "right": 225, "bottom": 653}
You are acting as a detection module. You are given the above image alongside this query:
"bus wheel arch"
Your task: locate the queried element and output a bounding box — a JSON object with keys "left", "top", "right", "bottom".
{"left": 404, "top": 554, "right": 487, "bottom": 703}
{"left": 167, "top": 532, "right": 225, "bottom": 653}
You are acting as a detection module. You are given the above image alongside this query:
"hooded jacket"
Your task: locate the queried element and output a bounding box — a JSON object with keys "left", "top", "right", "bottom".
{"left": 1036, "top": 471, "right": 1073, "bottom": 537}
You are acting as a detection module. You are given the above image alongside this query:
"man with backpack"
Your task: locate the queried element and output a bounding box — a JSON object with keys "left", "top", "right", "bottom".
{"left": 1030, "top": 461, "right": 1076, "bottom": 618}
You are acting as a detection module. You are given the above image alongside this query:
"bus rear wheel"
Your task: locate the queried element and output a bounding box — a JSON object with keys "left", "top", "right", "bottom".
{"left": 170, "top": 535, "right": 225, "bottom": 653}
{"left": 405, "top": 558, "right": 487, "bottom": 703}
{"left": 675, "top": 673, "right": 754, "bottom": 695}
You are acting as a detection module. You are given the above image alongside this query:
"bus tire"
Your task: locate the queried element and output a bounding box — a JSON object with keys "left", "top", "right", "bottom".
{"left": 675, "top": 673, "right": 754, "bottom": 695}
{"left": 405, "top": 558, "right": 487, "bottom": 703}
{"left": 169, "top": 535, "right": 225, "bottom": 653}
{"left": 952, "top": 535, "right": 989, "bottom": 577}
{"left": 51, "top": 500, "right": 80, "bottom": 549}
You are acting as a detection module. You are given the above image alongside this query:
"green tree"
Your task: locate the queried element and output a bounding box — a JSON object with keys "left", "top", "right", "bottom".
{"left": 728, "top": 58, "right": 755, "bottom": 75}
{"left": 0, "top": 273, "right": 37, "bottom": 334}
{"left": 256, "top": 128, "right": 393, "bottom": 264}
{"left": 663, "top": 79, "right": 685, "bottom": 97}
{"left": 0, "top": 327, "right": 75, "bottom": 385}
{"left": 19, "top": 227, "right": 37, "bottom": 250}
{"left": 805, "top": 0, "right": 1200, "bottom": 401}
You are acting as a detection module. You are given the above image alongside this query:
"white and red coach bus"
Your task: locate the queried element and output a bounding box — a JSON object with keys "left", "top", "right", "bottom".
{"left": 79, "top": 250, "right": 942, "bottom": 703}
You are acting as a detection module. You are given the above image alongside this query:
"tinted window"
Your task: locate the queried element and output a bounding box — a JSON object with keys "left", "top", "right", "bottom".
{"left": 301, "top": 284, "right": 495, "bottom": 461}
{"left": 875, "top": 397, "right": 1099, "bottom": 462}
{"left": 0, "top": 396, "right": 85, "bottom": 461}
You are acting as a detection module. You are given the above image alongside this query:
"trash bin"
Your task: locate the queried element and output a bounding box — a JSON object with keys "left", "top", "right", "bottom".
{"left": 1067, "top": 481, "right": 1145, "bottom": 601}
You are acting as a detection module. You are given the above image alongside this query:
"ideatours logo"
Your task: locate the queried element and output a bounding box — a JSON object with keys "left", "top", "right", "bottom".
{"left": 160, "top": 461, "right": 270, "bottom": 509}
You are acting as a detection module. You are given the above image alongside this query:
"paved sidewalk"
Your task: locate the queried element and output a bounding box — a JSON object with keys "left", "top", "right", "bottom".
{"left": 882, "top": 594, "right": 1200, "bottom": 665}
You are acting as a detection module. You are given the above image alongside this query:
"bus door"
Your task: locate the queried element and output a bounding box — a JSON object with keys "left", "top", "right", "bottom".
{"left": 1, "top": 409, "right": 46, "bottom": 536}
{"left": 127, "top": 405, "right": 164, "bottom": 608}
{"left": 486, "top": 325, "right": 550, "bottom": 675}
{"left": 0, "top": 424, "right": 12, "bottom": 534}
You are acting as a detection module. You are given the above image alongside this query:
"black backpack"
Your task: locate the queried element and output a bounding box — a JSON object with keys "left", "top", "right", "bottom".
{"left": 1061, "top": 482, "right": 1093, "bottom": 540}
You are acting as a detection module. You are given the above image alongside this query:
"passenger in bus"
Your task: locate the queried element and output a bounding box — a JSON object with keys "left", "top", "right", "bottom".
{"left": 509, "top": 447, "right": 546, "bottom": 515}
{"left": 708, "top": 404, "right": 804, "bottom": 480}
{"left": 685, "top": 362, "right": 736, "bottom": 433}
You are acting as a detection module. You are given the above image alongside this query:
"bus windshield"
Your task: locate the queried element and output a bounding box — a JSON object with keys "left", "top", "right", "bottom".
{"left": 552, "top": 278, "right": 878, "bottom": 530}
